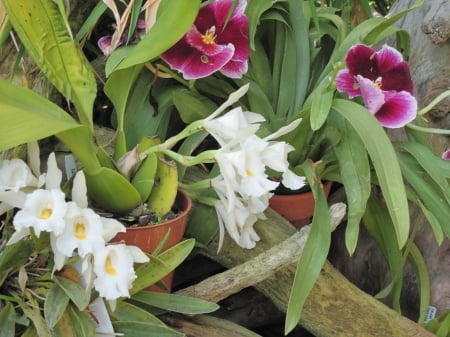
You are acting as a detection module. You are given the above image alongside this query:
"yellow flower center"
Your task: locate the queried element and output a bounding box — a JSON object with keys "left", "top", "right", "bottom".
{"left": 39, "top": 207, "right": 53, "bottom": 220}
{"left": 105, "top": 256, "right": 117, "bottom": 276}
{"left": 374, "top": 76, "right": 382, "bottom": 89}
{"left": 246, "top": 168, "right": 254, "bottom": 177}
{"left": 202, "top": 26, "right": 216, "bottom": 45}
{"left": 75, "top": 221, "right": 87, "bottom": 240}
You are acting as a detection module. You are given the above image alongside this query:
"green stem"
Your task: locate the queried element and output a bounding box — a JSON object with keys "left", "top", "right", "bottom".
{"left": 179, "top": 178, "right": 214, "bottom": 191}
{"left": 406, "top": 123, "right": 450, "bottom": 135}
{"left": 417, "top": 89, "right": 450, "bottom": 116}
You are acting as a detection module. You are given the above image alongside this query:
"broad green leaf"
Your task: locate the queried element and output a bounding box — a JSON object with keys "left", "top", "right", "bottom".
{"left": 52, "top": 304, "right": 95, "bottom": 337}
{"left": 56, "top": 126, "right": 102, "bottom": 174}
{"left": 112, "top": 0, "right": 201, "bottom": 71}
{"left": 3, "top": 0, "right": 97, "bottom": 128}
{"left": 132, "top": 292, "right": 219, "bottom": 315}
{"left": 44, "top": 282, "right": 70, "bottom": 328}
{"left": 329, "top": 113, "right": 370, "bottom": 255}
{"left": 84, "top": 167, "right": 142, "bottom": 213}
{"left": 54, "top": 276, "right": 90, "bottom": 311}
{"left": 0, "top": 302, "right": 15, "bottom": 337}
{"left": 111, "top": 301, "right": 165, "bottom": 326}
{"left": 104, "top": 64, "right": 144, "bottom": 159}
{"left": 332, "top": 99, "right": 409, "bottom": 248}
{"left": 131, "top": 239, "right": 195, "bottom": 294}
{"left": 246, "top": 0, "right": 274, "bottom": 49}
{"left": 285, "top": 161, "right": 331, "bottom": 334}
{"left": 310, "top": 89, "right": 333, "bottom": 130}
{"left": 364, "top": 194, "right": 403, "bottom": 312}
{"left": 172, "top": 88, "right": 218, "bottom": 123}
{"left": 0, "top": 79, "right": 79, "bottom": 151}
{"left": 113, "top": 321, "right": 184, "bottom": 337}
{"left": 185, "top": 199, "right": 220, "bottom": 246}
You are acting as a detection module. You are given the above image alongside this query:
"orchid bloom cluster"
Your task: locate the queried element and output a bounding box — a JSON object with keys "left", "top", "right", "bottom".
{"left": 200, "top": 87, "right": 306, "bottom": 249}
{"left": 161, "top": 0, "right": 249, "bottom": 79}
{"left": 336, "top": 44, "right": 418, "bottom": 128}
{"left": 0, "top": 154, "right": 148, "bottom": 305}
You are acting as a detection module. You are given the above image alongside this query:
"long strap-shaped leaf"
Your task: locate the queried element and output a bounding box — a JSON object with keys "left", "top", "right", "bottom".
{"left": 0, "top": 79, "right": 79, "bottom": 151}
{"left": 3, "top": 0, "right": 97, "bottom": 129}
{"left": 332, "top": 99, "right": 409, "bottom": 247}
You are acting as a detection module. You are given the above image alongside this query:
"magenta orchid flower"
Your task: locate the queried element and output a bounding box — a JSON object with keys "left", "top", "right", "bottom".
{"left": 336, "top": 44, "right": 417, "bottom": 128}
{"left": 442, "top": 150, "right": 450, "bottom": 160}
{"left": 161, "top": 0, "right": 249, "bottom": 80}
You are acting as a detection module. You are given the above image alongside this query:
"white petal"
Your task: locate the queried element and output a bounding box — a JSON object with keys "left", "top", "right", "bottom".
{"left": 282, "top": 170, "right": 306, "bottom": 190}
{"left": 46, "top": 153, "right": 62, "bottom": 190}
{"left": 126, "top": 245, "right": 150, "bottom": 263}
{"left": 72, "top": 171, "right": 88, "bottom": 208}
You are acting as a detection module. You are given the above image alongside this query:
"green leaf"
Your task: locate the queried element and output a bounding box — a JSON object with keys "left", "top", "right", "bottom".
{"left": 310, "top": 89, "right": 333, "bottom": 131}
{"left": 113, "top": 321, "right": 184, "bottom": 337}
{"left": 285, "top": 161, "right": 331, "bottom": 334}
{"left": 407, "top": 242, "right": 430, "bottom": 325}
{"left": 332, "top": 99, "right": 409, "bottom": 248}
{"left": 172, "top": 88, "right": 218, "bottom": 123}
{"left": 130, "top": 239, "right": 195, "bottom": 294}
{"left": 84, "top": 167, "right": 142, "bottom": 213}
{"left": 111, "top": 301, "right": 165, "bottom": 326}
{"left": 0, "top": 79, "right": 79, "bottom": 151}
{"left": 363, "top": 194, "right": 403, "bottom": 311}
{"left": 398, "top": 152, "right": 450, "bottom": 239}
{"left": 111, "top": 0, "right": 201, "bottom": 72}
{"left": 0, "top": 240, "right": 35, "bottom": 286}
{"left": 3, "top": 0, "right": 97, "bottom": 128}
{"left": 396, "top": 141, "right": 450, "bottom": 205}
{"left": 329, "top": 113, "right": 371, "bottom": 255}
{"left": 52, "top": 304, "right": 95, "bottom": 337}
{"left": 44, "top": 282, "right": 70, "bottom": 328}
{"left": 54, "top": 276, "right": 90, "bottom": 311}
{"left": 131, "top": 292, "right": 219, "bottom": 315}
{"left": 104, "top": 65, "right": 144, "bottom": 159}
{"left": 20, "top": 301, "right": 52, "bottom": 337}
{"left": 0, "top": 302, "right": 15, "bottom": 337}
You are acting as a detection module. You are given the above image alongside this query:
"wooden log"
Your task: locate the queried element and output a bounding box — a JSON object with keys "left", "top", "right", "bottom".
{"left": 191, "top": 208, "right": 434, "bottom": 337}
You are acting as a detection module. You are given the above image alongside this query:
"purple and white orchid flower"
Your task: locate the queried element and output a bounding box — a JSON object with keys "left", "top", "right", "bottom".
{"left": 161, "top": 0, "right": 249, "bottom": 80}
{"left": 336, "top": 44, "right": 417, "bottom": 128}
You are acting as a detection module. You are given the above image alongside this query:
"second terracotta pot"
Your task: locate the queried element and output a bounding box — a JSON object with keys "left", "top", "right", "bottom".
{"left": 269, "top": 181, "right": 332, "bottom": 229}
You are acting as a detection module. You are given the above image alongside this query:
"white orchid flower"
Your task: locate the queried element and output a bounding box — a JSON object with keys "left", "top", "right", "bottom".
{"left": 12, "top": 188, "right": 68, "bottom": 238}
{"left": 204, "top": 107, "right": 265, "bottom": 146}
{"left": 0, "top": 158, "right": 39, "bottom": 191}
{"left": 70, "top": 171, "right": 125, "bottom": 242}
{"left": 212, "top": 178, "right": 263, "bottom": 250}
{"left": 93, "top": 244, "right": 149, "bottom": 302}
{"left": 7, "top": 153, "right": 67, "bottom": 245}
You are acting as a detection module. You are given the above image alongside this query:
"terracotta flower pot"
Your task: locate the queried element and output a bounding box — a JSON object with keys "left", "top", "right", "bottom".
{"left": 269, "top": 181, "right": 332, "bottom": 229}
{"left": 111, "top": 190, "right": 192, "bottom": 292}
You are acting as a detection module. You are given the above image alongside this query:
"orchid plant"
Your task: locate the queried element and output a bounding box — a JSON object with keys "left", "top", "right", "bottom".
{"left": 1, "top": 0, "right": 450, "bottom": 336}
{"left": 139, "top": 0, "right": 450, "bottom": 333}
{"left": 0, "top": 0, "right": 308, "bottom": 334}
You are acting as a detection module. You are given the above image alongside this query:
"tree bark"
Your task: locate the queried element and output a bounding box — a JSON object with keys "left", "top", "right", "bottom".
{"left": 191, "top": 209, "right": 434, "bottom": 337}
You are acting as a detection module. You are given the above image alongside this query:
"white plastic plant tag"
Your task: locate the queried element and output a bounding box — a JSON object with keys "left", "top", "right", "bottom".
{"left": 424, "top": 306, "right": 437, "bottom": 324}
{"left": 64, "top": 154, "right": 77, "bottom": 179}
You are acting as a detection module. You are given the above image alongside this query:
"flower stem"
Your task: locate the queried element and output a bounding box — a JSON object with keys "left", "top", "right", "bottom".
{"left": 406, "top": 123, "right": 450, "bottom": 135}
{"left": 417, "top": 88, "right": 450, "bottom": 116}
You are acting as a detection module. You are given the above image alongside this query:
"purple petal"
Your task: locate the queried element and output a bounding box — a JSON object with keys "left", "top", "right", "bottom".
{"left": 357, "top": 75, "right": 385, "bottom": 114}
{"left": 98, "top": 36, "right": 113, "bottom": 55}
{"left": 374, "top": 91, "right": 417, "bottom": 128}
{"left": 375, "top": 45, "right": 404, "bottom": 72}
{"left": 220, "top": 59, "right": 248, "bottom": 78}
{"left": 381, "top": 62, "right": 414, "bottom": 95}
{"left": 346, "top": 44, "right": 379, "bottom": 81}
{"left": 336, "top": 69, "right": 361, "bottom": 98}
{"left": 442, "top": 150, "right": 450, "bottom": 160}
